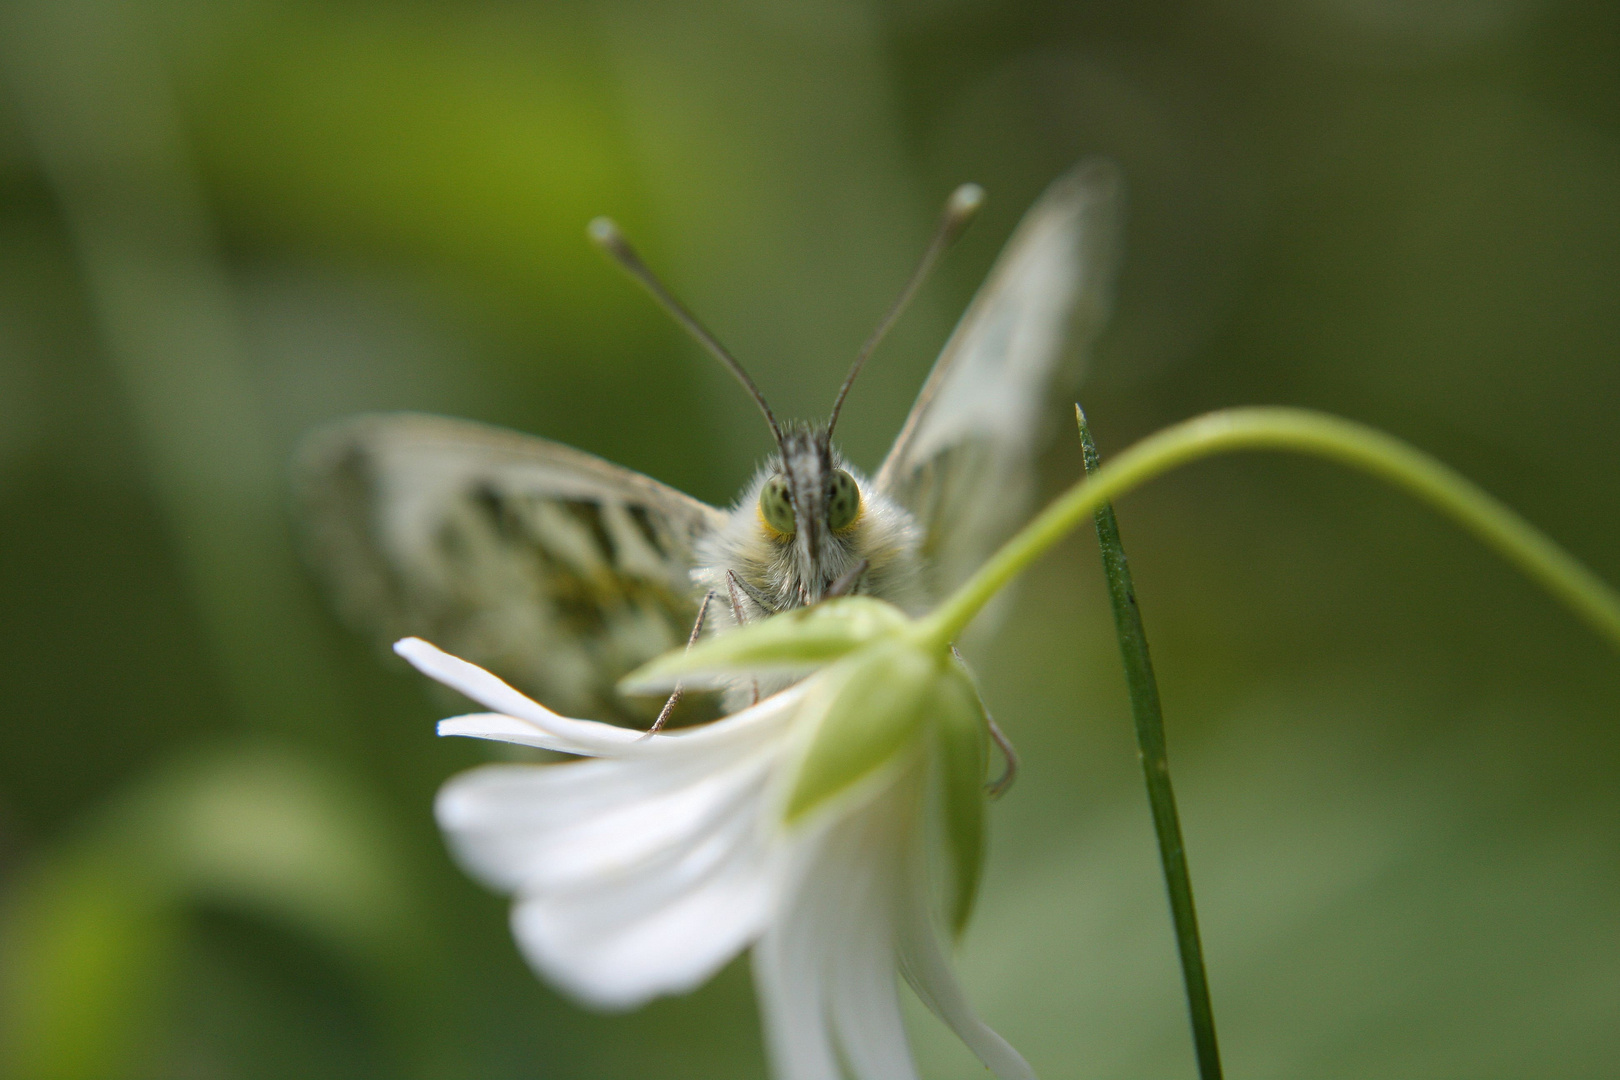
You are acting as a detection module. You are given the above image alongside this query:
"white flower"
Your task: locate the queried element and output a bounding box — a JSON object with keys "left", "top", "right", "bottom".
{"left": 397, "top": 622, "right": 1033, "bottom": 1080}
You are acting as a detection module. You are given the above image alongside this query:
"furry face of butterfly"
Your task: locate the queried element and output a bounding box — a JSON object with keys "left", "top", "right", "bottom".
{"left": 696, "top": 424, "right": 924, "bottom": 625}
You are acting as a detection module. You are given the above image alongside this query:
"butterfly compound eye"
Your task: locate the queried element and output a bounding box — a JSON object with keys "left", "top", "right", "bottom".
{"left": 827, "top": 469, "right": 861, "bottom": 532}
{"left": 759, "top": 475, "right": 797, "bottom": 537}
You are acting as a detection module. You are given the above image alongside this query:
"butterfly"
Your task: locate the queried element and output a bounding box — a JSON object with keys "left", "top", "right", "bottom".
{"left": 296, "top": 160, "right": 1120, "bottom": 729}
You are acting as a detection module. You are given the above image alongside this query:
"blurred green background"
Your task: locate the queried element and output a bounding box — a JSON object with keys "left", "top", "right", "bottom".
{"left": 1, "top": 0, "right": 1617, "bottom": 1077}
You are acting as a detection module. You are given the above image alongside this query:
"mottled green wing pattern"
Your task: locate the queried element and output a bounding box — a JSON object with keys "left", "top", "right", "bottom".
{"left": 296, "top": 414, "right": 726, "bottom": 723}
{"left": 877, "top": 160, "right": 1121, "bottom": 606}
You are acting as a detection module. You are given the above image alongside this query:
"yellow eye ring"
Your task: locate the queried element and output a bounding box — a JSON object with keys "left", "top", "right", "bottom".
{"left": 758, "top": 475, "right": 796, "bottom": 537}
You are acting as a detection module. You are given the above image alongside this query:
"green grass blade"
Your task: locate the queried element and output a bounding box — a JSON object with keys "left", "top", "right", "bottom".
{"left": 1078, "top": 405, "right": 1223, "bottom": 1080}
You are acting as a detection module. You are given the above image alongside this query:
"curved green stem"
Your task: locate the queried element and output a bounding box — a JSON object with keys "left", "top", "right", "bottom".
{"left": 919, "top": 407, "right": 1620, "bottom": 652}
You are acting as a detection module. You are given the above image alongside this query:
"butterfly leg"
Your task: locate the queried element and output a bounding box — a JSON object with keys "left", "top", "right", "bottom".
{"left": 951, "top": 644, "right": 1019, "bottom": 798}
{"left": 983, "top": 710, "right": 1019, "bottom": 799}
{"left": 826, "top": 558, "right": 869, "bottom": 599}
{"left": 725, "top": 570, "right": 780, "bottom": 618}
{"left": 829, "top": 557, "right": 868, "bottom": 599}
{"left": 725, "top": 570, "right": 764, "bottom": 705}
{"left": 644, "top": 591, "right": 714, "bottom": 737}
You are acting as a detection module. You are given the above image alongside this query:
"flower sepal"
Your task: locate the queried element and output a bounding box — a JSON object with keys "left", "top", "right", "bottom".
{"left": 781, "top": 639, "right": 939, "bottom": 823}
{"left": 933, "top": 662, "right": 989, "bottom": 936}
{"left": 619, "top": 595, "right": 911, "bottom": 693}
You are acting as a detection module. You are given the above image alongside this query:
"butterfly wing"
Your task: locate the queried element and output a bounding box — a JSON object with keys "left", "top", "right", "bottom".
{"left": 876, "top": 159, "right": 1122, "bottom": 605}
{"left": 296, "top": 413, "right": 726, "bottom": 723}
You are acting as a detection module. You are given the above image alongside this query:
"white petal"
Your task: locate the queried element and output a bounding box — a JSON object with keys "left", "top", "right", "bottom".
{"left": 657, "top": 681, "right": 811, "bottom": 750}
{"left": 827, "top": 812, "right": 917, "bottom": 1080}
{"left": 512, "top": 803, "right": 779, "bottom": 1009}
{"left": 753, "top": 869, "right": 841, "bottom": 1080}
{"left": 436, "top": 749, "right": 769, "bottom": 894}
{"left": 397, "top": 638, "right": 640, "bottom": 756}
{"left": 753, "top": 762, "right": 931, "bottom": 1080}
{"left": 434, "top": 708, "right": 802, "bottom": 1011}
{"left": 896, "top": 846, "right": 1035, "bottom": 1080}
{"left": 407, "top": 637, "right": 809, "bottom": 759}
{"left": 435, "top": 712, "right": 606, "bottom": 754}
{"left": 831, "top": 935, "right": 916, "bottom": 1080}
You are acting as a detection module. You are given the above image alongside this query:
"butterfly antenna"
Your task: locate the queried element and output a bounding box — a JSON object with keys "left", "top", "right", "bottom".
{"left": 589, "top": 218, "right": 784, "bottom": 446}
{"left": 826, "top": 182, "right": 985, "bottom": 435}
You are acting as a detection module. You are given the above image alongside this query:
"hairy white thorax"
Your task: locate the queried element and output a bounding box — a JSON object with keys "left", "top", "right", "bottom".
{"left": 693, "top": 459, "right": 924, "bottom": 628}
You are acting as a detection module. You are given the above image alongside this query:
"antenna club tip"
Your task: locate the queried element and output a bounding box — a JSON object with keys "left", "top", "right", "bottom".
{"left": 587, "top": 216, "right": 624, "bottom": 247}
{"left": 946, "top": 183, "right": 986, "bottom": 222}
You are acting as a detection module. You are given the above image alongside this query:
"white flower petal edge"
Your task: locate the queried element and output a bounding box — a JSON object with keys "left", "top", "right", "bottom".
{"left": 755, "top": 765, "right": 921, "bottom": 1080}
{"left": 397, "top": 637, "right": 640, "bottom": 756}
{"left": 401, "top": 637, "right": 1034, "bottom": 1079}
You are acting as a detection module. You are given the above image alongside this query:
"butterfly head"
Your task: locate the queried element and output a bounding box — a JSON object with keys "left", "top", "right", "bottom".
{"left": 756, "top": 423, "right": 865, "bottom": 602}
{"left": 590, "top": 192, "right": 977, "bottom": 617}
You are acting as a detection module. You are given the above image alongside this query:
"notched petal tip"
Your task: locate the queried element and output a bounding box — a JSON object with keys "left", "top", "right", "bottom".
{"left": 397, "top": 637, "right": 645, "bottom": 756}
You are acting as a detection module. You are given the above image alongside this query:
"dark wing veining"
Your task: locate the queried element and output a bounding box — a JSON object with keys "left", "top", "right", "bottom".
{"left": 296, "top": 413, "right": 726, "bottom": 722}
{"left": 876, "top": 159, "right": 1121, "bottom": 606}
